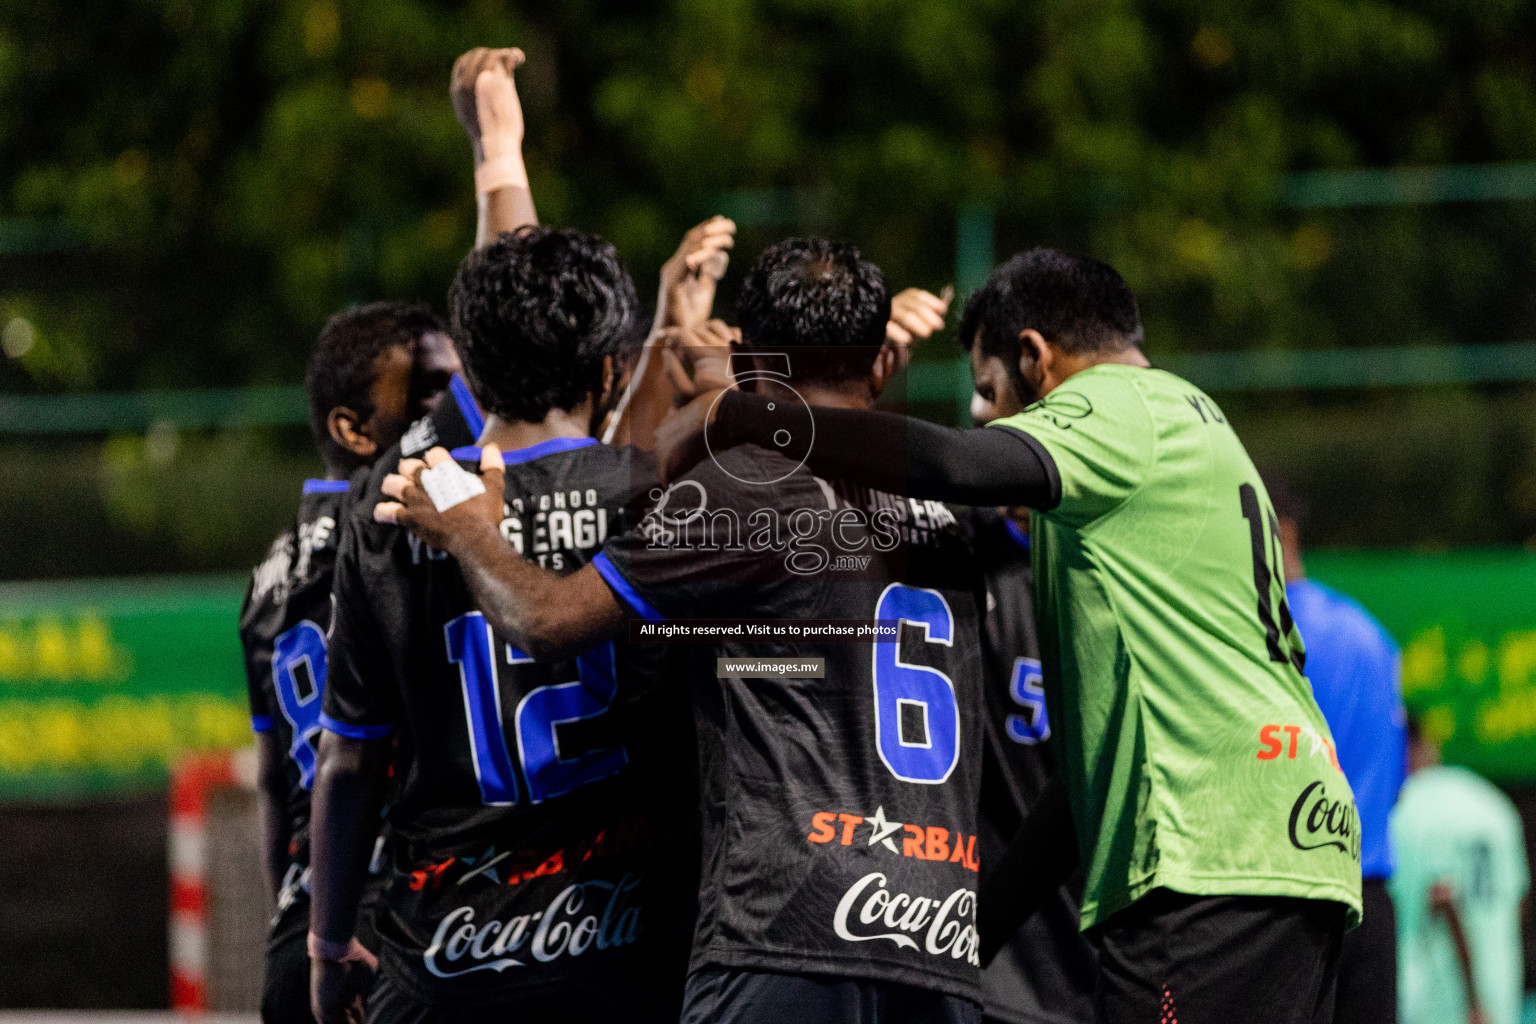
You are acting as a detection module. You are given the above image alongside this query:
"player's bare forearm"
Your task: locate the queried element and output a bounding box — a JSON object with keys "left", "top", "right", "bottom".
{"left": 308, "top": 732, "right": 390, "bottom": 945}
{"left": 254, "top": 731, "right": 291, "bottom": 912}
{"left": 453, "top": 525, "right": 625, "bottom": 660}
{"left": 1432, "top": 883, "right": 1483, "bottom": 1021}
{"left": 606, "top": 219, "right": 735, "bottom": 447}
{"left": 476, "top": 185, "right": 535, "bottom": 247}
{"left": 377, "top": 445, "right": 626, "bottom": 659}
{"left": 451, "top": 47, "right": 536, "bottom": 247}
{"left": 603, "top": 338, "right": 670, "bottom": 449}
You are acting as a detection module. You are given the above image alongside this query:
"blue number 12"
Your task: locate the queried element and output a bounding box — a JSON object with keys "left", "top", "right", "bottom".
{"left": 445, "top": 612, "right": 628, "bottom": 806}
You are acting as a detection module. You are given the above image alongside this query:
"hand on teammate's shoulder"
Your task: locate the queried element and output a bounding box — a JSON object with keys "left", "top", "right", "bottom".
{"left": 375, "top": 445, "right": 507, "bottom": 557}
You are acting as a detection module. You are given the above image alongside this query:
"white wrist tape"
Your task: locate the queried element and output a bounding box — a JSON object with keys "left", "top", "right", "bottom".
{"left": 475, "top": 155, "right": 529, "bottom": 196}
{"left": 419, "top": 459, "right": 486, "bottom": 512}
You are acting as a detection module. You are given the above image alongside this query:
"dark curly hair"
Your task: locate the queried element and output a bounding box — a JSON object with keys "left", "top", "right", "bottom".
{"left": 449, "top": 226, "right": 639, "bottom": 422}
{"left": 737, "top": 237, "right": 891, "bottom": 387}
{"left": 305, "top": 301, "right": 444, "bottom": 458}
{"left": 958, "top": 249, "right": 1142, "bottom": 396}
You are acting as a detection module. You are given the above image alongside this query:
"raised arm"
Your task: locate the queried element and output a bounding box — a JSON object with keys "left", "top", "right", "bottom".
{"left": 654, "top": 388, "right": 1061, "bottom": 509}
{"left": 604, "top": 216, "right": 736, "bottom": 448}
{"left": 375, "top": 446, "right": 627, "bottom": 660}
{"left": 450, "top": 47, "right": 536, "bottom": 246}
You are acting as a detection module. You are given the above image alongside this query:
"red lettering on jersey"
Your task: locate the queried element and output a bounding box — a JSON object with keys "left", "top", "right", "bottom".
{"left": 408, "top": 858, "right": 454, "bottom": 891}
{"left": 1257, "top": 724, "right": 1282, "bottom": 760}
{"left": 926, "top": 827, "right": 950, "bottom": 862}
{"left": 965, "top": 834, "right": 979, "bottom": 872}
{"left": 807, "top": 812, "right": 837, "bottom": 844}
{"left": 1283, "top": 724, "right": 1301, "bottom": 759}
{"left": 837, "top": 813, "right": 864, "bottom": 846}
{"left": 903, "top": 824, "right": 927, "bottom": 858}
{"left": 948, "top": 836, "right": 968, "bottom": 864}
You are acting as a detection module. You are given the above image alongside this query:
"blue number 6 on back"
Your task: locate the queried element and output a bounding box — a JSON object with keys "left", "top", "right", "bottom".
{"left": 872, "top": 584, "right": 960, "bottom": 784}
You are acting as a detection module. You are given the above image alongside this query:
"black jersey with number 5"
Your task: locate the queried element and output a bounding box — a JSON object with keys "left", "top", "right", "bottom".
{"left": 323, "top": 438, "right": 695, "bottom": 1011}
{"left": 966, "top": 509, "right": 1096, "bottom": 1024}
{"left": 594, "top": 442, "right": 986, "bottom": 1002}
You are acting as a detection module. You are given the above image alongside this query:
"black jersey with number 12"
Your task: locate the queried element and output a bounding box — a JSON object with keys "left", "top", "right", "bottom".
{"left": 322, "top": 438, "right": 694, "bottom": 1013}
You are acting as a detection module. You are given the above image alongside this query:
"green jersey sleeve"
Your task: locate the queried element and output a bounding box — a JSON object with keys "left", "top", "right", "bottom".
{"left": 988, "top": 368, "right": 1156, "bottom": 528}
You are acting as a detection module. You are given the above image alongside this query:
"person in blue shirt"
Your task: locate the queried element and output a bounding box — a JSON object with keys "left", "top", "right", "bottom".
{"left": 1266, "top": 472, "right": 1409, "bottom": 1024}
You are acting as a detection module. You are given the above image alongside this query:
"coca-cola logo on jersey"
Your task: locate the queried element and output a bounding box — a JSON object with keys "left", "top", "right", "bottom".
{"left": 422, "top": 873, "right": 643, "bottom": 978}
{"left": 833, "top": 872, "right": 979, "bottom": 965}
{"left": 1287, "top": 781, "right": 1361, "bottom": 861}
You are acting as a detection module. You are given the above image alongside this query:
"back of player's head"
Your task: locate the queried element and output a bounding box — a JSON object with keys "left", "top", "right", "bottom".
{"left": 738, "top": 237, "right": 891, "bottom": 386}
{"left": 1259, "top": 469, "right": 1309, "bottom": 527}
{"left": 306, "top": 301, "right": 444, "bottom": 458}
{"left": 449, "top": 225, "right": 638, "bottom": 422}
{"left": 958, "top": 248, "right": 1143, "bottom": 365}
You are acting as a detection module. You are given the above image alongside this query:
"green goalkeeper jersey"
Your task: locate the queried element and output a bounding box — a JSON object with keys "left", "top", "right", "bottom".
{"left": 991, "top": 363, "right": 1362, "bottom": 930}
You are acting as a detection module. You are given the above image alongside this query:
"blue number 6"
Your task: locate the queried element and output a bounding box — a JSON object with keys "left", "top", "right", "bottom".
{"left": 873, "top": 584, "right": 960, "bottom": 784}
{"left": 272, "top": 620, "right": 327, "bottom": 789}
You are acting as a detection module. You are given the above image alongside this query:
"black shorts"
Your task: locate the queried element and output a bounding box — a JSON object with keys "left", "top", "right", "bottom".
{"left": 1333, "top": 879, "right": 1395, "bottom": 1024}
{"left": 365, "top": 968, "right": 681, "bottom": 1024}
{"left": 683, "top": 968, "right": 981, "bottom": 1024}
{"left": 1091, "top": 889, "right": 1347, "bottom": 1024}
{"left": 261, "top": 929, "right": 315, "bottom": 1024}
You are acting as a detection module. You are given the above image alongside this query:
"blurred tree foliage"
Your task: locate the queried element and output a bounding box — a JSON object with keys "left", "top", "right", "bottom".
{"left": 2, "top": 0, "right": 1536, "bottom": 573}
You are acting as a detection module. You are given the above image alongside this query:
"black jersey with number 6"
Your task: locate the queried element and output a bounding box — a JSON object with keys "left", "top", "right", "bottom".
{"left": 594, "top": 442, "right": 986, "bottom": 1002}
{"left": 323, "top": 437, "right": 695, "bottom": 1012}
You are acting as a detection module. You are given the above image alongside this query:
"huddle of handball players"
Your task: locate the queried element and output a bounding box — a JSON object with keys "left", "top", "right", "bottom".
{"left": 240, "top": 45, "right": 1363, "bottom": 1024}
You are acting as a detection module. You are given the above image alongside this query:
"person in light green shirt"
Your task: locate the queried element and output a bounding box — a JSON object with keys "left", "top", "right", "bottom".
{"left": 682, "top": 246, "right": 1363, "bottom": 1023}
{"left": 1392, "top": 717, "right": 1528, "bottom": 1024}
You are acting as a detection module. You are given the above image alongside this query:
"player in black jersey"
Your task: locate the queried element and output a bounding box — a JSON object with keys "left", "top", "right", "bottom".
{"left": 240, "top": 47, "right": 538, "bottom": 1024}
{"left": 312, "top": 219, "right": 739, "bottom": 1024}
{"left": 963, "top": 508, "right": 1095, "bottom": 1024}
{"left": 241, "top": 298, "right": 477, "bottom": 1024}
{"left": 376, "top": 238, "right": 988, "bottom": 1024}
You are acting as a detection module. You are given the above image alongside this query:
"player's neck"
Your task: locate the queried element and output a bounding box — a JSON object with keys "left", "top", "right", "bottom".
{"left": 477, "top": 404, "right": 594, "bottom": 454}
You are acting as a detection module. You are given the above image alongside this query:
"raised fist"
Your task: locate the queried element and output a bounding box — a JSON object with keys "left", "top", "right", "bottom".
{"left": 657, "top": 215, "right": 736, "bottom": 333}
{"left": 450, "top": 47, "right": 526, "bottom": 163}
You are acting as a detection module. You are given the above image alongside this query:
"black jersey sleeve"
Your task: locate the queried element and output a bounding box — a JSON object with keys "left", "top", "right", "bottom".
{"left": 321, "top": 513, "right": 403, "bottom": 739}
{"left": 713, "top": 390, "right": 1062, "bottom": 509}
{"left": 238, "top": 577, "right": 276, "bottom": 734}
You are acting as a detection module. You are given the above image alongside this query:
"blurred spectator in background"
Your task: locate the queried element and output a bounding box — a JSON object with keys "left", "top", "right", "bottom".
{"left": 1267, "top": 471, "right": 1408, "bottom": 1024}
{"left": 1392, "top": 717, "right": 1529, "bottom": 1024}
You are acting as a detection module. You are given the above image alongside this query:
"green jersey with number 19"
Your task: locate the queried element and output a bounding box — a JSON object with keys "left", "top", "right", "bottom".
{"left": 990, "top": 363, "right": 1361, "bottom": 930}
